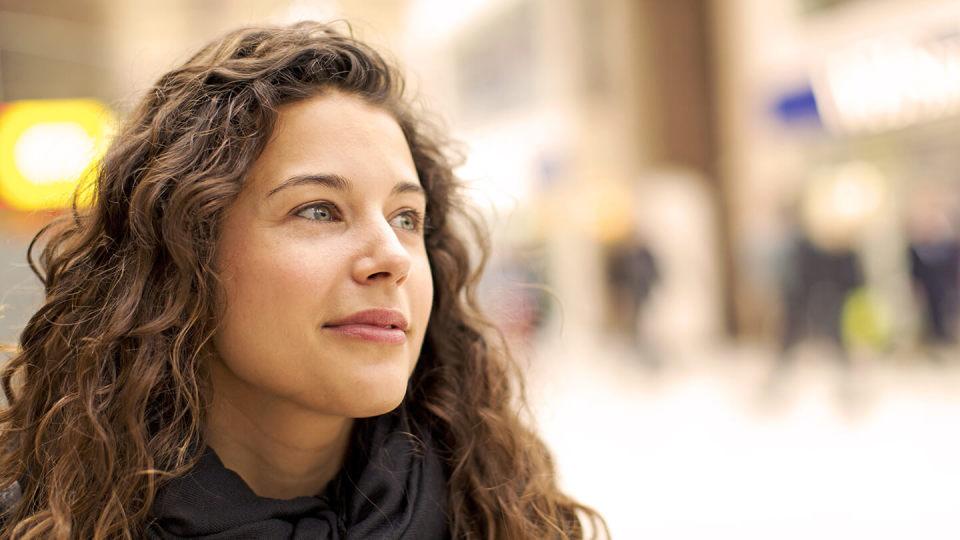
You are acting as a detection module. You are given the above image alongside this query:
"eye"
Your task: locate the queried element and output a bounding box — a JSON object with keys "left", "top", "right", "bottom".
{"left": 295, "top": 202, "right": 339, "bottom": 222}
{"left": 390, "top": 209, "right": 424, "bottom": 232}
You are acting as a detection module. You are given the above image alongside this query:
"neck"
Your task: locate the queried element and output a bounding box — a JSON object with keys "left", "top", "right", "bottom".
{"left": 204, "top": 358, "right": 354, "bottom": 500}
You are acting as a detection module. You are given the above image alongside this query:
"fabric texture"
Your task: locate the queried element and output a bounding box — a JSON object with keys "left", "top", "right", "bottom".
{"left": 147, "top": 406, "right": 450, "bottom": 539}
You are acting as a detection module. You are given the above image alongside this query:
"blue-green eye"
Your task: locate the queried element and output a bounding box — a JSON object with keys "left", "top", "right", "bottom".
{"left": 296, "top": 203, "right": 338, "bottom": 222}
{"left": 390, "top": 210, "right": 423, "bottom": 231}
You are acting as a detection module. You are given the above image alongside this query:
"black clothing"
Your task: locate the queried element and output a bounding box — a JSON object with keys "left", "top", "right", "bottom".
{"left": 781, "top": 237, "right": 863, "bottom": 351}
{"left": 148, "top": 406, "right": 450, "bottom": 539}
{"left": 910, "top": 240, "right": 960, "bottom": 342}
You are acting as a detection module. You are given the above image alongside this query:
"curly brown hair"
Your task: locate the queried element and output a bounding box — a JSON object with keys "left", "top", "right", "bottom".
{"left": 0, "top": 21, "right": 607, "bottom": 539}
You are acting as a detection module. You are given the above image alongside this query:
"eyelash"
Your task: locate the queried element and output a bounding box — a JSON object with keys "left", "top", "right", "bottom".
{"left": 294, "top": 202, "right": 427, "bottom": 233}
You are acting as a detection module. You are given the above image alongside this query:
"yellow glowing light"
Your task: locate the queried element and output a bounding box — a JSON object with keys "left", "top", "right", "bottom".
{"left": 0, "top": 99, "right": 115, "bottom": 211}
{"left": 801, "top": 161, "right": 887, "bottom": 251}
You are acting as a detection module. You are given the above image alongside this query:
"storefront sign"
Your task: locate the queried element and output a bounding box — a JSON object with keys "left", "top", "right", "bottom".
{"left": 813, "top": 32, "right": 960, "bottom": 134}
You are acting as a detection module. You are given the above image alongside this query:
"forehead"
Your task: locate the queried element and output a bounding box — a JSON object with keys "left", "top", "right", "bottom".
{"left": 245, "top": 91, "right": 418, "bottom": 193}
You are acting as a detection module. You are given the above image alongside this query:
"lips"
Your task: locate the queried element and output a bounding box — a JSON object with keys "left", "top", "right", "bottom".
{"left": 323, "top": 309, "right": 408, "bottom": 344}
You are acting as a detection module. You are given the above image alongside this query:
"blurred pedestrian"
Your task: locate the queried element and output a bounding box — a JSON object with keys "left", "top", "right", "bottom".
{"left": 605, "top": 232, "right": 660, "bottom": 356}
{"left": 780, "top": 232, "right": 863, "bottom": 357}
{"left": 910, "top": 240, "right": 960, "bottom": 343}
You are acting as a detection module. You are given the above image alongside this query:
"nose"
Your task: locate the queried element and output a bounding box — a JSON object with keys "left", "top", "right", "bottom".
{"left": 351, "top": 218, "right": 411, "bottom": 286}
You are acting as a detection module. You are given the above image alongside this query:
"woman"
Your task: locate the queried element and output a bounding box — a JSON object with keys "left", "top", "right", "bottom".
{"left": 0, "top": 21, "right": 607, "bottom": 539}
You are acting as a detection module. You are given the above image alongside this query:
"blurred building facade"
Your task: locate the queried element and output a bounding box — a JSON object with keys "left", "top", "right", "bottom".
{"left": 713, "top": 0, "right": 960, "bottom": 356}
{"left": 2, "top": 0, "right": 959, "bottom": 359}
{"left": 395, "top": 0, "right": 730, "bottom": 356}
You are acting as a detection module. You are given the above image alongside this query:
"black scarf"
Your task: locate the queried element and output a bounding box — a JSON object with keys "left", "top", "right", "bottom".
{"left": 147, "top": 407, "right": 450, "bottom": 539}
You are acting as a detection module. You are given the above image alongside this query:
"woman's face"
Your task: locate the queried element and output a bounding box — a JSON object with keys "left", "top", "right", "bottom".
{"left": 212, "top": 91, "right": 433, "bottom": 418}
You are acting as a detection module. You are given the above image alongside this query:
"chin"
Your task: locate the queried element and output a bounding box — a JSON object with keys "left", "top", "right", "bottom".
{"left": 351, "top": 393, "right": 406, "bottom": 418}
{"left": 336, "top": 365, "right": 411, "bottom": 418}
{"left": 336, "top": 385, "right": 407, "bottom": 418}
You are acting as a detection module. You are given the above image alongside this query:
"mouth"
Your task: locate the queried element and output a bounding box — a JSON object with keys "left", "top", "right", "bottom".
{"left": 323, "top": 308, "right": 409, "bottom": 344}
{"left": 322, "top": 323, "right": 407, "bottom": 344}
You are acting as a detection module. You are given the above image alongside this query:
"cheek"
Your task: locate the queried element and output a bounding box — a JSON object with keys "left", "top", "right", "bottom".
{"left": 411, "top": 255, "right": 434, "bottom": 322}
{"left": 216, "top": 232, "right": 345, "bottom": 352}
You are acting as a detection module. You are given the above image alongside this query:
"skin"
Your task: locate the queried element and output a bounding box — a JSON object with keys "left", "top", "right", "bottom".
{"left": 206, "top": 90, "right": 433, "bottom": 500}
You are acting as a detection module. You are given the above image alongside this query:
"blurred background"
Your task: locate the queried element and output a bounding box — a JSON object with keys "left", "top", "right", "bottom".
{"left": 2, "top": 0, "right": 960, "bottom": 537}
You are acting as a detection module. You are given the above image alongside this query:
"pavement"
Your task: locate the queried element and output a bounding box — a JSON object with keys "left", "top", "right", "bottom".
{"left": 526, "top": 337, "right": 960, "bottom": 539}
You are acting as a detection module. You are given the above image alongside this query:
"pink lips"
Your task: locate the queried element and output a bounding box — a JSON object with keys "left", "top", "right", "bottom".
{"left": 323, "top": 308, "right": 408, "bottom": 345}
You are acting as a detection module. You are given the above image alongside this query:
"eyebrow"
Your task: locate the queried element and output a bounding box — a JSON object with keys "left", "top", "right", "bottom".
{"left": 265, "top": 173, "right": 425, "bottom": 199}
